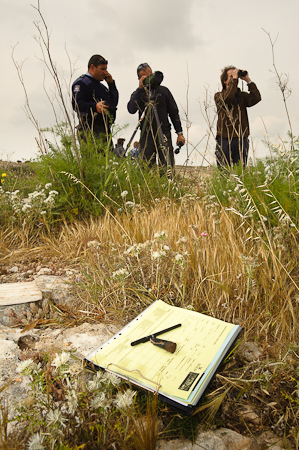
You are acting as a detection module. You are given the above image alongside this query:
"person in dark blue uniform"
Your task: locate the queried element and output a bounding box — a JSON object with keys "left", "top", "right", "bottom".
{"left": 72, "top": 55, "right": 119, "bottom": 143}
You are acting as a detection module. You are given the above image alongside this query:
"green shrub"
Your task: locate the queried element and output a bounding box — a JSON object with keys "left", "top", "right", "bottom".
{"left": 31, "top": 125, "right": 184, "bottom": 220}
{"left": 206, "top": 134, "right": 299, "bottom": 228}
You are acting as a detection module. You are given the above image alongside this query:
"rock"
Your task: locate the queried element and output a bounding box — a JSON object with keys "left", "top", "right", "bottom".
{"left": 156, "top": 440, "right": 193, "bottom": 450}
{"left": 0, "top": 331, "right": 31, "bottom": 409}
{"left": 157, "top": 428, "right": 273, "bottom": 450}
{"left": 36, "top": 268, "right": 52, "bottom": 275}
{"left": 239, "top": 342, "right": 262, "bottom": 362}
{"left": 34, "top": 275, "right": 75, "bottom": 308}
{"left": 9, "top": 267, "right": 19, "bottom": 273}
{"left": 257, "top": 431, "right": 291, "bottom": 450}
{"left": 194, "top": 431, "right": 228, "bottom": 450}
{"left": 238, "top": 404, "right": 261, "bottom": 425}
{"left": 214, "top": 428, "right": 259, "bottom": 449}
{"left": 0, "top": 322, "right": 120, "bottom": 408}
{"left": 42, "top": 322, "right": 120, "bottom": 358}
{"left": 0, "top": 275, "right": 80, "bottom": 325}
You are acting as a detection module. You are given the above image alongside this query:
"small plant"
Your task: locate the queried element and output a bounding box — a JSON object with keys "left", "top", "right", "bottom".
{"left": 3, "top": 351, "right": 160, "bottom": 449}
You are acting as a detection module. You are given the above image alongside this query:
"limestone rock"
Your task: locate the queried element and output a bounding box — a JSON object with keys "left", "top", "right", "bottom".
{"left": 238, "top": 404, "right": 261, "bottom": 425}
{"left": 194, "top": 431, "right": 228, "bottom": 449}
{"left": 36, "top": 267, "right": 52, "bottom": 275}
{"left": 257, "top": 431, "right": 290, "bottom": 450}
{"left": 239, "top": 342, "right": 262, "bottom": 362}
{"left": 214, "top": 428, "right": 259, "bottom": 449}
{"left": 156, "top": 439, "right": 194, "bottom": 450}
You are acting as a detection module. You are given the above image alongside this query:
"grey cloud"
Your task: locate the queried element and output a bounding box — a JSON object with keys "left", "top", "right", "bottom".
{"left": 69, "top": 0, "right": 201, "bottom": 61}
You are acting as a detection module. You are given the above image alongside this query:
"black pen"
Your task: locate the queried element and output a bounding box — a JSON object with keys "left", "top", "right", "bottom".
{"left": 131, "top": 323, "right": 181, "bottom": 346}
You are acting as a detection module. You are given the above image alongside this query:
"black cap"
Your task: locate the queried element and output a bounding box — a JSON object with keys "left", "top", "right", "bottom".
{"left": 137, "top": 62, "right": 150, "bottom": 76}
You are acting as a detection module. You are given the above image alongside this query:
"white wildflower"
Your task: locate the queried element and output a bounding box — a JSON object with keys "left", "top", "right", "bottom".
{"left": 27, "top": 432, "right": 45, "bottom": 450}
{"left": 124, "top": 245, "right": 134, "bottom": 254}
{"left": 151, "top": 251, "right": 162, "bottom": 260}
{"left": 112, "top": 268, "right": 129, "bottom": 279}
{"left": 88, "top": 376, "right": 103, "bottom": 391}
{"left": 185, "top": 305, "right": 195, "bottom": 311}
{"left": 163, "top": 245, "right": 170, "bottom": 251}
{"left": 176, "top": 236, "right": 187, "bottom": 244}
{"left": 114, "top": 389, "right": 136, "bottom": 410}
{"left": 21, "top": 204, "right": 32, "bottom": 212}
{"left": 104, "top": 372, "right": 121, "bottom": 386}
{"left": 51, "top": 352, "right": 70, "bottom": 370}
{"left": 16, "top": 359, "right": 36, "bottom": 376}
{"left": 87, "top": 240, "right": 101, "bottom": 248}
{"left": 174, "top": 253, "right": 184, "bottom": 261}
{"left": 40, "top": 211, "right": 46, "bottom": 215}
{"left": 66, "top": 390, "right": 78, "bottom": 416}
{"left": 46, "top": 409, "right": 67, "bottom": 428}
{"left": 45, "top": 183, "right": 52, "bottom": 189}
{"left": 121, "top": 190, "right": 128, "bottom": 198}
{"left": 49, "top": 190, "right": 59, "bottom": 196}
{"left": 69, "top": 361, "right": 83, "bottom": 376}
{"left": 91, "top": 392, "right": 111, "bottom": 411}
{"left": 154, "top": 230, "right": 167, "bottom": 239}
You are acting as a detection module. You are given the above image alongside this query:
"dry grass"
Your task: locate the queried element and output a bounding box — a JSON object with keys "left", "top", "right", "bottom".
{"left": 1, "top": 192, "right": 299, "bottom": 447}
{"left": 1, "top": 196, "right": 298, "bottom": 344}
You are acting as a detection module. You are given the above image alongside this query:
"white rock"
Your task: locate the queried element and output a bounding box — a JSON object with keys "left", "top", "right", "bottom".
{"left": 65, "top": 270, "right": 73, "bottom": 276}
{"left": 36, "top": 268, "right": 52, "bottom": 275}
{"left": 195, "top": 431, "right": 227, "bottom": 450}
{"left": 156, "top": 440, "right": 193, "bottom": 450}
{"left": 214, "top": 428, "right": 259, "bottom": 449}
{"left": 9, "top": 267, "right": 19, "bottom": 273}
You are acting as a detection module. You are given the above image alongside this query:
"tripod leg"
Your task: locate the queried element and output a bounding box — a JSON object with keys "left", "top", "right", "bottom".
{"left": 125, "top": 105, "right": 149, "bottom": 156}
{"left": 152, "top": 105, "right": 173, "bottom": 179}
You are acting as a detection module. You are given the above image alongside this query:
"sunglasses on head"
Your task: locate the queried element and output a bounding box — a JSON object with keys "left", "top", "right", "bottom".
{"left": 137, "top": 62, "right": 149, "bottom": 75}
{"left": 96, "top": 59, "right": 108, "bottom": 65}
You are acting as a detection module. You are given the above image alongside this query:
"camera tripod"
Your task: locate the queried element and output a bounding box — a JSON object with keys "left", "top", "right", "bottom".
{"left": 125, "top": 88, "right": 174, "bottom": 177}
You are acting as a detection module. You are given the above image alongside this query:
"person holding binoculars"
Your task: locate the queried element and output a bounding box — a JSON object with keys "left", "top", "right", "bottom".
{"left": 215, "top": 66, "right": 261, "bottom": 167}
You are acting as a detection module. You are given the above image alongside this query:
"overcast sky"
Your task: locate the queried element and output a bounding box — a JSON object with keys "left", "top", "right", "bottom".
{"left": 1, "top": 0, "right": 298, "bottom": 165}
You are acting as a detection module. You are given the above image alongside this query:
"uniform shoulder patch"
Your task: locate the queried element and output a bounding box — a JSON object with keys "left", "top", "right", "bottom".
{"left": 73, "top": 85, "right": 80, "bottom": 93}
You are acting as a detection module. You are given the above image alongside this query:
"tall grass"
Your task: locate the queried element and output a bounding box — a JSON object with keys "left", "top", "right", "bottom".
{"left": 2, "top": 146, "right": 299, "bottom": 447}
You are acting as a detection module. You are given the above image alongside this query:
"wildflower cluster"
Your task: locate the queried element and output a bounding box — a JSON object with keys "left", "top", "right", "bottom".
{"left": 12, "top": 353, "right": 137, "bottom": 449}
{"left": 112, "top": 267, "right": 130, "bottom": 280}
{"left": 0, "top": 182, "right": 59, "bottom": 223}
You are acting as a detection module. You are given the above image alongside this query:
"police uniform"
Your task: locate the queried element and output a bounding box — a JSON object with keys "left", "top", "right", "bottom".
{"left": 72, "top": 73, "right": 119, "bottom": 136}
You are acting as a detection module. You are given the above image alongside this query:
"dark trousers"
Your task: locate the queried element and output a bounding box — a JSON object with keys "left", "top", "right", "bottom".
{"left": 140, "top": 130, "right": 174, "bottom": 168}
{"left": 215, "top": 136, "right": 249, "bottom": 167}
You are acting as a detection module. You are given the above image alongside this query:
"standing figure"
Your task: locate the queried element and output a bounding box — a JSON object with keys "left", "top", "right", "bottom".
{"left": 72, "top": 55, "right": 119, "bottom": 144}
{"left": 127, "top": 63, "right": 185, "bottom": 169}
{"left": 215, "top": 66, "right": 261, "bottom": 167}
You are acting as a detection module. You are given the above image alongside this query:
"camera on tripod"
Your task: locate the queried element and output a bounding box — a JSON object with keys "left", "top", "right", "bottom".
{"left": 143, "top": 71, "right": 164, "bottom": 90}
